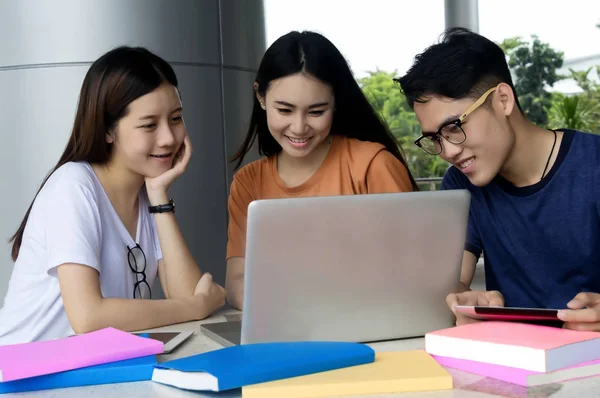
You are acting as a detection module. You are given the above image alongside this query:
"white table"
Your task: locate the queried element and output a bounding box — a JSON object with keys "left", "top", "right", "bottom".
{"left": 6, "top": 309, "right": 600, "bottom": 397}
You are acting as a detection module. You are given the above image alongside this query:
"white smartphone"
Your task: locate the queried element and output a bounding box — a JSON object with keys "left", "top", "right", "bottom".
{"left": 454, "top": 305, "right": 561, "bottom": 322}
{"left": 135, "top": 331, "right": 194, "bottom": 354}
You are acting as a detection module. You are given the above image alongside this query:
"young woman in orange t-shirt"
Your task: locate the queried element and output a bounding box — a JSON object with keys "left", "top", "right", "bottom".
{"left": 225, "top": 31, "right": 418, "bottom": 309}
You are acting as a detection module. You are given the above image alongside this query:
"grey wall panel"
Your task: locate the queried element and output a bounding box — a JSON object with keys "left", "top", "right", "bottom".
{"left": 0, "top": 0, "right": 220, "bottom": 68}
{"left": 170, "top": 65, "right": 229, "bottom": 285}
{"left": 0, "top": 66, "right": 88, "bottom": 307}
{"left": 222, "top": 68, "right": 262, "bottom": 188}
{"left": 220, "top": 0, "right": 266, "bottom": 70}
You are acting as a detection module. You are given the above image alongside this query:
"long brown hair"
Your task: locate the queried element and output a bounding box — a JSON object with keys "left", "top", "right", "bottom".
{"left": 9, "top": 46, "right": 178, "bottom": 261}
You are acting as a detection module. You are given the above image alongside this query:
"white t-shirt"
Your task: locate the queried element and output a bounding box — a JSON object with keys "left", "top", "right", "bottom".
{"left": 0, "top": 162, "right": 162, "bottom": 345}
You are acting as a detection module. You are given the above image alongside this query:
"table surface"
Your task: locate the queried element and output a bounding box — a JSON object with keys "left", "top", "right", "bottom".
{"left": 5, "top": 308, "right": 600, "bottom": 398}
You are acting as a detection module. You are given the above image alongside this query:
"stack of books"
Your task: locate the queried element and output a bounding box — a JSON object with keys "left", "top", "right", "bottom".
{"left": 424, "top": 321, "right": 600, "bottom": 387}
{"left": 0, "top": 328, "right": 164, "bottom": 394}
{"left": 0, "top": 327, "right": 455, "bottom": 396}
{"left": 150, "top": 342, "right": 453, "bottom": 397}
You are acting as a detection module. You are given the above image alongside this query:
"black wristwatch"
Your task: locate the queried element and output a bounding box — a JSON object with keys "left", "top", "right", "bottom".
{"left": 149, "top": 198, "right": 175, "bottom": 214}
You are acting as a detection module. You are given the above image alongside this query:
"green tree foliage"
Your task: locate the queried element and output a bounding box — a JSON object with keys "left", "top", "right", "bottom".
{"left": 358, "top": 70, "right": 448, "bottom": 183}
{"left": 499, "top": 35, "right": 564, "bottom": 126}
{"left": 549, "top": 93, "right": 600, "bottom": 131}
{"left": 549, "top": 67, "right": 600, "bottom": 132}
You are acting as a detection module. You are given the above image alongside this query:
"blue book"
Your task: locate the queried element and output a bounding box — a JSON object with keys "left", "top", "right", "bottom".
{"left": 0, "top": 355, "right": 157, "bottom": 394}
{"left": 151, "top": 341, "right": 374, "bottom": 392}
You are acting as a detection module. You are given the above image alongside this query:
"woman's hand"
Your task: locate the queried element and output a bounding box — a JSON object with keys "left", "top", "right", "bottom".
{"left": 145, "top": 135, "right": 192, "bottom": 205}
{"left": 182, "top": 273, "right": 227, "bottom": 320}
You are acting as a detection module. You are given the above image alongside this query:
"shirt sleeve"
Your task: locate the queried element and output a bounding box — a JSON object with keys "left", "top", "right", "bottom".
{"left": 441, "top": 168, "right": 482, "bottom": 257}
{"left": 226, "top": 171, "right": 255, "bottom": 259}
{"left": 365, "top": 150, "right": 414, "bottom": 193}
{"left": 45, "top": 180, "right": 103, "bottom": 276}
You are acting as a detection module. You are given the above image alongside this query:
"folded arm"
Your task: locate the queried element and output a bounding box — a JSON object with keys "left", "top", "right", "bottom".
{"left": 225, "top": 170, "right": 255, "bottom": 311}
{"left": 225, "top": 257, "right": 245, "bottom": 310}
{"left": 57, "top": 263, "right": 211, "bottom": 334}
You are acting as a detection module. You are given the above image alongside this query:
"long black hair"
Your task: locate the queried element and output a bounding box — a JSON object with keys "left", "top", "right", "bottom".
{"left": 231, "top": 30, "right": 418, "bottom": 190}
{"left": 10, "top": 46, "right": 178, "bottom": 261}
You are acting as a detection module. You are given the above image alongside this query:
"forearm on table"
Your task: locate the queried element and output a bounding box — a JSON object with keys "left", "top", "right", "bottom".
{"left": 72, "top": 297, "right": 194, "bottom": 334}
{"left": 153, "top": 209, "right": 202, "bottom": 299}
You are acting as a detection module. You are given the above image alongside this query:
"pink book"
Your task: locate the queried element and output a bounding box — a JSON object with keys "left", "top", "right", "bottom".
{"left": 0, "top": 327, "right": 164, "bottom": 382}
{"left": 425, "top": 321, "right": 600, "bottom": 373}
{"left": 432, "top": 355, "right": 600, "bottom": 387}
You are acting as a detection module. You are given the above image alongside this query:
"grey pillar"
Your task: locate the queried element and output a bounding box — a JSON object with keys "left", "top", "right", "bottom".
{"left": 444, "top": 0, "right": 479, "bottom": 33}
{"left": 0, "top": 0, "right": 265, "bottom": 306}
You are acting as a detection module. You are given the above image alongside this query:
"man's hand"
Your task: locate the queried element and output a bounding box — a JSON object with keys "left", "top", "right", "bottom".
{"left": 446, "top": 290, "right": 505, "bottom": 326}
{"left": 558, "top": 292, "right": 600, "bottom": 331}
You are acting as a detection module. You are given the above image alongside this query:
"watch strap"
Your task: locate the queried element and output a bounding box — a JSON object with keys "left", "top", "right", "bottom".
{"left": 149, "top": 199, "right": 175, "bottom": 214}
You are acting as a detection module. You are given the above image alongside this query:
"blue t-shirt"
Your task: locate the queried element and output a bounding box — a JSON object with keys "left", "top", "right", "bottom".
{"left": 441, "top": 129, "right": 600, "bottom": 309}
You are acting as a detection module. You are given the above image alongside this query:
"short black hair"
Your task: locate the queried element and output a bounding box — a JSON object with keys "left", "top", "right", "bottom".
{"left": 396, "top": 27, "right": 521, "bottom": 111}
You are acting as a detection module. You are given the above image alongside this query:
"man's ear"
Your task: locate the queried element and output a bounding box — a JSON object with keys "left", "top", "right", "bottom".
{"left": 496, "top": 83, "right": 516, "bottom": 116}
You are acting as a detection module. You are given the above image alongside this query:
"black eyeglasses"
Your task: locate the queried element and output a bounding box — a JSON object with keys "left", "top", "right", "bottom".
{"left": 127, "top": 244, "right": 152, "bottom": 299}
{"left": 415, "top": 122, "right": 468, "bottom": 155}
{"left": 414, "top": 86, "right": 497, "bottom": 155}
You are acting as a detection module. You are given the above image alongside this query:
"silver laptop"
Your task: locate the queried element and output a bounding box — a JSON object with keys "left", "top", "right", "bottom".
{"left": 201, "top": 190, "right": 470, "bottom": 346}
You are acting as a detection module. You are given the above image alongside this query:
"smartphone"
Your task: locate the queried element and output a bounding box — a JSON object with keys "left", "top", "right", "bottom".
{"left": 454, "top": 306, "right": 561, "bottom": 322}
{"left": 134, "top": 331, "right": 194, "bottom": 354}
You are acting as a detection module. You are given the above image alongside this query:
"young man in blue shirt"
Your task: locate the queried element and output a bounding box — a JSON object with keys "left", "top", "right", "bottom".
{"left": 397, "top": 28, "right": 600, "bottom": 331}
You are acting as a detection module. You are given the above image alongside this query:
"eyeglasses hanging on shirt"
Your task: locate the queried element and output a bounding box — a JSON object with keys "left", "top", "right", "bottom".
{"left": 127, "top": 244, "right": 152, "bottom": 299}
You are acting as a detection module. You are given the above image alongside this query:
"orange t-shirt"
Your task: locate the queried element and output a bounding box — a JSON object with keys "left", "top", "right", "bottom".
{"left": 226, "top": 135, "right": 414, "bottom": 259}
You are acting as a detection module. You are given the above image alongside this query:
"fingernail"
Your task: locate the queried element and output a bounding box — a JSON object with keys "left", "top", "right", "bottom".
{"left": 557, "top": 310, "right": 566, "bottom": 320}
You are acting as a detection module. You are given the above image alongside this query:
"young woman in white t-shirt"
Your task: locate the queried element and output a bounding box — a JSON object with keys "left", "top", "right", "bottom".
{"left": 0, "top": 46, "right": 226, "bottom": 344}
